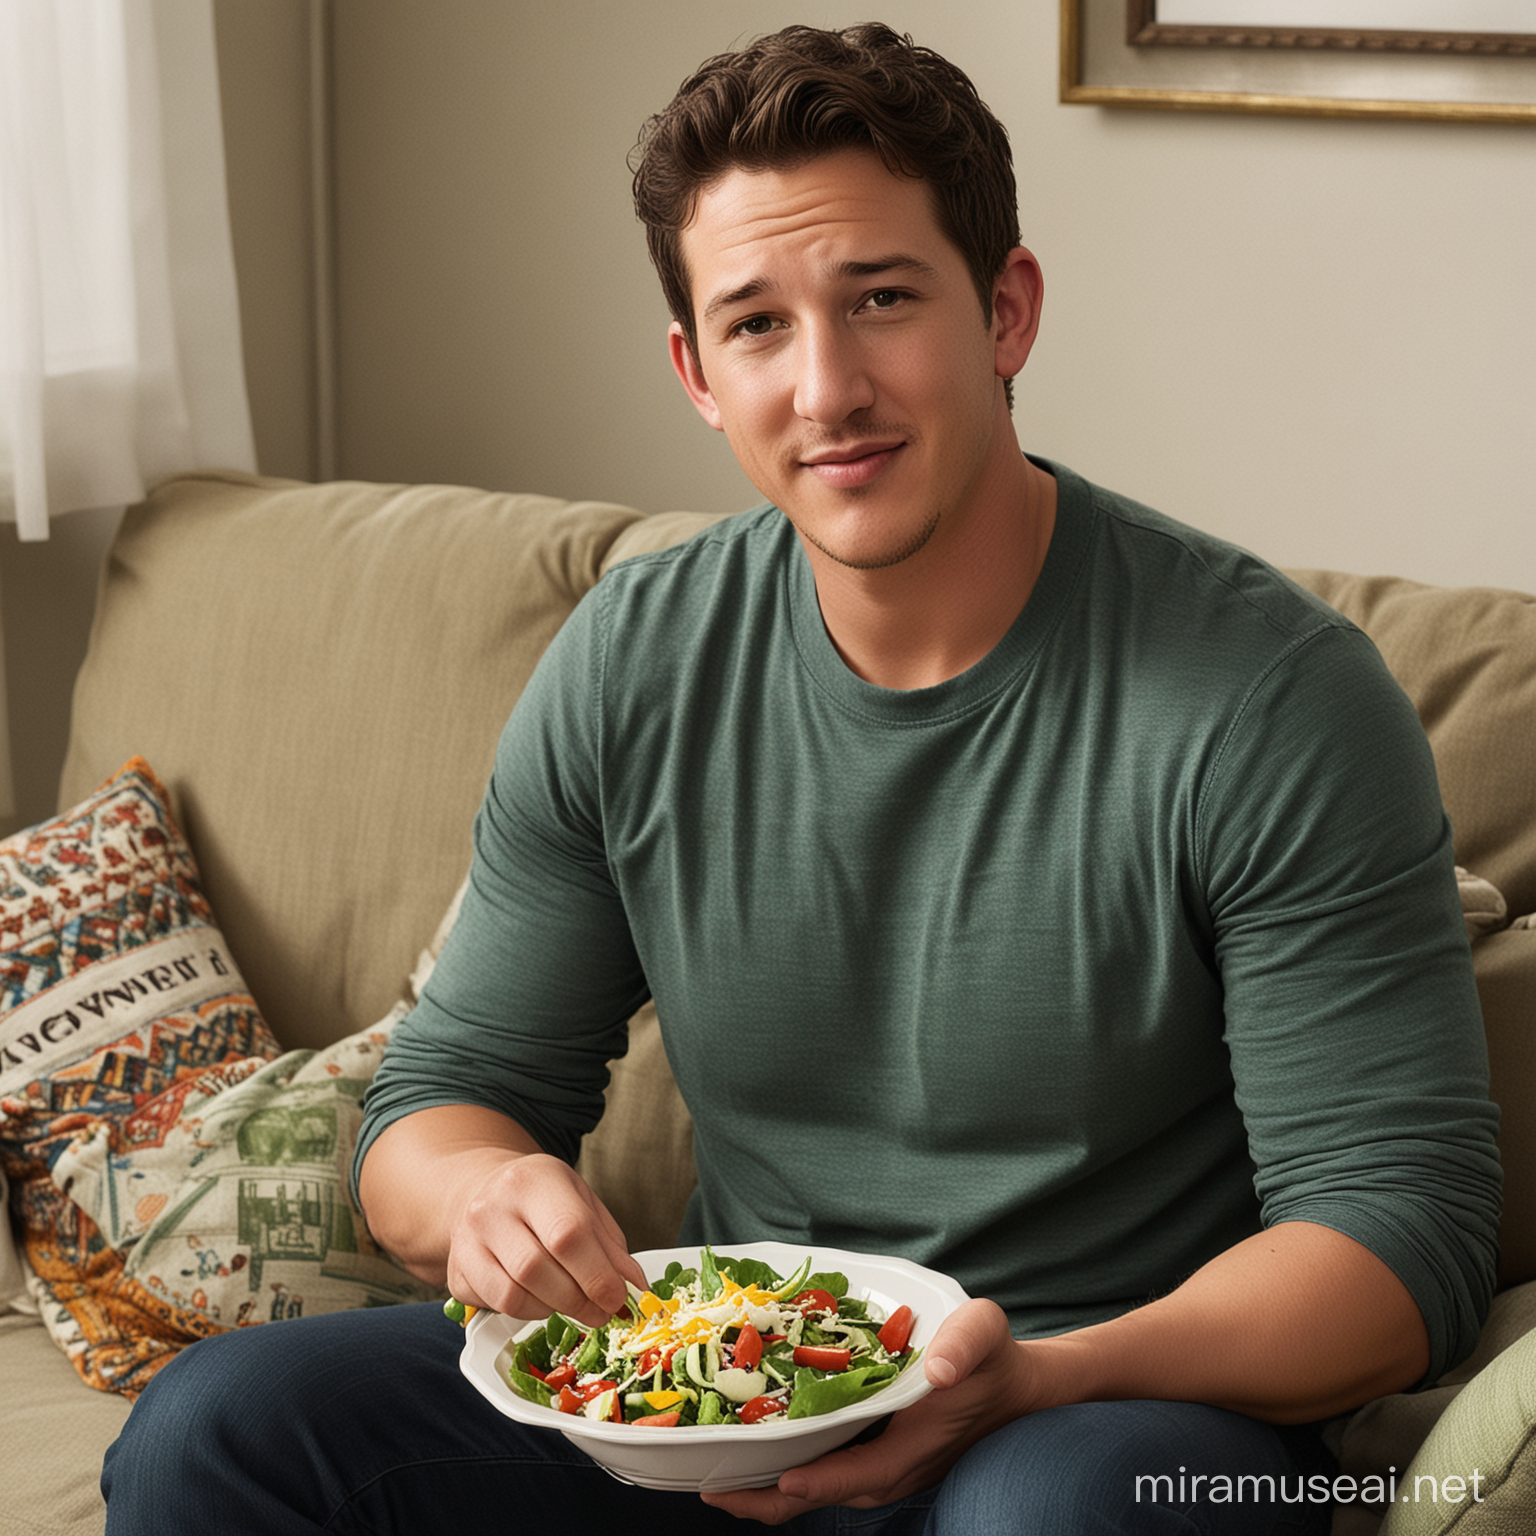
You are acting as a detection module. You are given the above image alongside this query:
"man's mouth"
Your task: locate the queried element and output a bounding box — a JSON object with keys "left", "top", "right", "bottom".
{"left": 799, "top": 440, "right": 905, "bottom": 489}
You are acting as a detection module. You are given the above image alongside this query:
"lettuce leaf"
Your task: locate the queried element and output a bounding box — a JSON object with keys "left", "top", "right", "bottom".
{"left": 508, "top": 1337, "right": 555, "bottom": 1408}
{"left": 785, "top": 1360, "right": 902, "bottom": 1420}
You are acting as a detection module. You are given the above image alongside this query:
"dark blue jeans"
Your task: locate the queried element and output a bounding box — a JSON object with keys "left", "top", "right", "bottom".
{"left": 102, "top": 1302, "right": 1336, "bottom": 1535}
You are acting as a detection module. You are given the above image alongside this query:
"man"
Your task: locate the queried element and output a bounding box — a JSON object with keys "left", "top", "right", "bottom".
{"left": 104, "top": 24, "right": 1499, "bottom": 1534}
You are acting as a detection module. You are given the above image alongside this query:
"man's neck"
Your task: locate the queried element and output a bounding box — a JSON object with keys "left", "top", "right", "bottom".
{"left": 799, "top": 453, "right": 1057, "bottom": 692}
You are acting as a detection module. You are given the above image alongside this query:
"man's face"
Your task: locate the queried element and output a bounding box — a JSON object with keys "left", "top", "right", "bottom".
{"left": 669, "top": 150, "right": 1035, "bottom": 572}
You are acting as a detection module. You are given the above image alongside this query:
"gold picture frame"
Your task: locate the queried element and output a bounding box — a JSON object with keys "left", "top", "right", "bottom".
{"left": 1061, "top": 0, "right": 1536, "bottom": 122}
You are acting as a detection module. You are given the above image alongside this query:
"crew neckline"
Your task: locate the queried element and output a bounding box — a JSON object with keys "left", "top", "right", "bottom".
{"left": 783, "top": 456, "right": 1091, "bottom": 726}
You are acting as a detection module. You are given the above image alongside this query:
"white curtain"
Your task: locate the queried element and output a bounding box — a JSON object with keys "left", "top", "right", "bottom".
{"left": 0, "top": 0, "right": 255, "bottom": 542}
{"left": 0, "top": 0, "right": 252, "bottom": 827}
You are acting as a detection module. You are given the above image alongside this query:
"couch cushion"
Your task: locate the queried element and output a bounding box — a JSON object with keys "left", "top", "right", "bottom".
{"left": 60, "top": 473, "right": 658, "bottom": 1053}
{"left": 1286, "top": 573, "right": 1536, "bottom": 920}
{"left": 0, "top": 1316, "right": 127, "bottom": 1536}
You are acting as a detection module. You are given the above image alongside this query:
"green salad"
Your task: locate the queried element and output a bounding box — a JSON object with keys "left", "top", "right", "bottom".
{"left": 504, "top": 1247, "right": 919, "bottom": 1427}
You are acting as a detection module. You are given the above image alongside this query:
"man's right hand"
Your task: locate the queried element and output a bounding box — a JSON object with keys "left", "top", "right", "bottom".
{"left": 446, "top": 1148, "right": 648, "bottom": 1326}
{"left": 358, "top": 1103, "right": 647, "bottom": 1328}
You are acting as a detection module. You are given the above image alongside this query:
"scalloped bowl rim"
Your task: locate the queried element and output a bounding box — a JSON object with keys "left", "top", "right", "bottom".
{"left": 459, "top": 1241, "right": 971, "bottom": 1487}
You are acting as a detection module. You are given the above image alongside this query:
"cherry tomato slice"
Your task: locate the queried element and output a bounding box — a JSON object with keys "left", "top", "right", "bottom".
{"left": 738, "top": 1394, "right": 788, "bottom": 1424}
{"left": 792, "top": 1344, "right": 852, "bottom": 1371}
{"left": 543, "top": 1362, "right": 577, "bottom": 1391}
{"left": 793, "top": 1288, "right": 840, "bottom": 1317}
{"left": 638, "top": 1344, "right": 680, "bottom": 1378}
{"left": 575, "top": 1378, "right": 620, "bottom": 1402}
{"left": 633, "top": 1410, "right": 683, "bottom": 1426}
{"left": 733, "top": 1323, "right": 763, "bottom": 1371}
{"left": 554, "top": 1385, "right": 583, "bottom": 1415}
{"left": 878, "top": 1304, "right": 914, "bottom": 1356}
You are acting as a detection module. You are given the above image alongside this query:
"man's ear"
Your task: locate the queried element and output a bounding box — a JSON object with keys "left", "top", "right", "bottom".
{"left": 992, "top": 246, "right": 1044, "bottom": 384}
{"left": 668, "top": 322, "right": 725, "bottom": 432}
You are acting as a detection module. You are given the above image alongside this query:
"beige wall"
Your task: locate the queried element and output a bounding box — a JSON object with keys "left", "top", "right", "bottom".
{"left": 325, "top": 0, "right": 1534, "bottom": 589}
{"left": 0, "top": 508, "right": 122, "bottom": 834}
{"left": 6, "top": 0, "right": 1532, "bottom": 834}
{"left": 214, "top": 0, "right": 320, "bottom": 484}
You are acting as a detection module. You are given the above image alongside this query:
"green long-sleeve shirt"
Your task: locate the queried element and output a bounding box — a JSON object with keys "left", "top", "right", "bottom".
{"left": 357, "top": 460, "right": 1499, "bottom": 1382}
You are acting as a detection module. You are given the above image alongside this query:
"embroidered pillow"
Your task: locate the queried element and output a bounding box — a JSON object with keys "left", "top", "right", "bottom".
{"left": 0, "top": 759, "right": 279, "bottom": 1393}
{"left": 50, "top": 1002, "right": 442, "bottom": 1394}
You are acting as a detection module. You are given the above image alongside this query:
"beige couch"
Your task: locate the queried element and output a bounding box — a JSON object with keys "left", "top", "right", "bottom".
{"left": 4, "top": 470, "right": 1534, "bottom": 1536}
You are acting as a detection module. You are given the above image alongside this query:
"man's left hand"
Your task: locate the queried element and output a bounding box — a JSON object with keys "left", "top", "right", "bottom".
{"left": 699, "top": 1298, "right": 1037, "bottom": 1525}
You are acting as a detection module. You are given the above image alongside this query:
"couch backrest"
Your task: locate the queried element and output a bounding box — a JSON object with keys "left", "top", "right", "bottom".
{"left": 1286, "top": 570, "right": 1536, "bottom": 921}
{"left": 60, "top": 472, "right": 726, "bottom": 1053}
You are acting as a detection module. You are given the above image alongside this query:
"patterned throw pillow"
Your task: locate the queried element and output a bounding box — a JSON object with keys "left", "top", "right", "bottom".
{"left": 53, "top": 1003, "right": 442, "bottom": 1350}
{"left": 1, "top": 761, "right": 445, "bottom": 1397}
{"left": 0, "top": 758, "right": 280, "bottom": 1393}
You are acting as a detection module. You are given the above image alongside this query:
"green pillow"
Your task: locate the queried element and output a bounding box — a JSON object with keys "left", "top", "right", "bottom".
{"left": 1379, "top": 1320, "right": 1536, "bottom": 1534}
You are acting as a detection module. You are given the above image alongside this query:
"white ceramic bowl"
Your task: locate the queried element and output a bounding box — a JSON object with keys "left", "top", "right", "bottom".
{"left": 458, "top": 1240, "right": 970, "bottom": 1492}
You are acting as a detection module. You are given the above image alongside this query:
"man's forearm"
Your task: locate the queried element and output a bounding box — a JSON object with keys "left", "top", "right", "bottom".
{"left": 703, "top": 1221, "right": 1424, "bottom": 1524}
{"left": 357, "top": 1104, "right": 541, "bottom": 1286}
{"left": 1023, "top": 1220, "right": 1430, "bottom": 1424}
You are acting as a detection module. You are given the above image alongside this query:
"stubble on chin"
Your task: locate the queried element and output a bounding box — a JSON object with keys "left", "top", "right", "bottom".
{"left": 796, "top": 503, "right": 941, "bottom": 570}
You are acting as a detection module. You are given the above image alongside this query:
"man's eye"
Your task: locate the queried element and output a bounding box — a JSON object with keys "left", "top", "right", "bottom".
{"left": 733, "top": 315, "right": 777, "bottom": 337}
{"left": 865, "top": 290, "right": 905, "bottom": 310}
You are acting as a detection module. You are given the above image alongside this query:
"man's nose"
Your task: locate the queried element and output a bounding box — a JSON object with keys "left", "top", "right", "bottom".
{"left": 793, "top": 324, "right": 876, "bottom": 424}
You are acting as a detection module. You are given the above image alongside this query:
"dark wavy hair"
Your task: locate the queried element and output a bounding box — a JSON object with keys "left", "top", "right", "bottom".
{"left": 632, "top": 24, "right": 1020, "bottom": 370}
